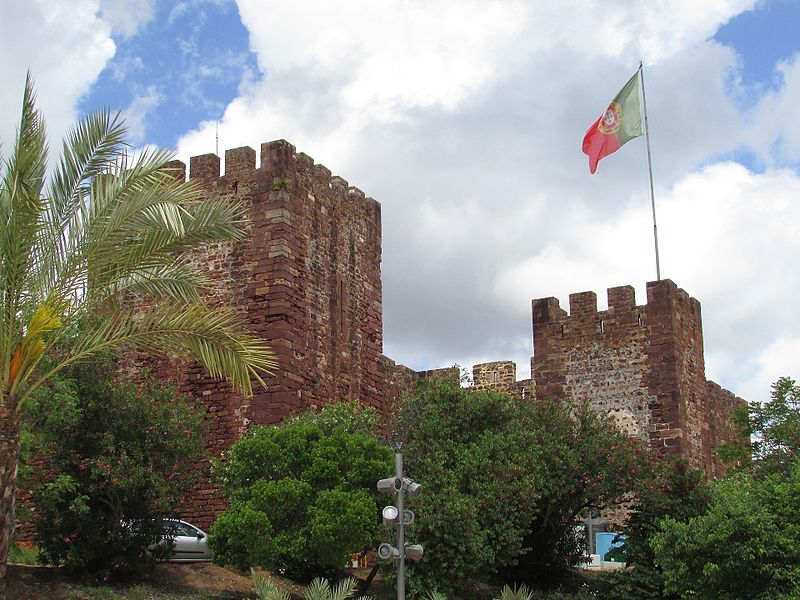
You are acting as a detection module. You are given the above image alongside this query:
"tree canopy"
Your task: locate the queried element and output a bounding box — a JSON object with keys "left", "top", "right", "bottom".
{"left": 210, "top": 402, "right": 393, "bottom": 580}
{"left": 395, "top": 380, "right": 650, "bottom": 592}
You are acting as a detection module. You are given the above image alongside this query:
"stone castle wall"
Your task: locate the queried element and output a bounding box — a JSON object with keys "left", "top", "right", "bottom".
{"left": 463, "top": 279, "right": 744, "bottom": 477}
{"left": 16, "top": 137, "right": 746, "bottom": 539}
{"left": 124, "top": 140, "right": 385, "bottom": 527}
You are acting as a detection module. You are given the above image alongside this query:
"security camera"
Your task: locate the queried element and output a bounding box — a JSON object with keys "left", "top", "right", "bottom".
{"left": 402, "top": 509, "right": 414, "bottom": 526}
{"left": 405, "top": 544, "right": 424, "bottom": 561}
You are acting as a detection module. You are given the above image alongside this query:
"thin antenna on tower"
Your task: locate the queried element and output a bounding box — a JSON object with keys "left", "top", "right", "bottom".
{"left": 215, "top": 121, "right": 219, "bottom": 156}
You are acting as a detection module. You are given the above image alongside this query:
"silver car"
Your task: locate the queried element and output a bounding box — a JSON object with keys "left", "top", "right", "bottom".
{"left": 162, "top": 519, "right": 213, "bottom": 561}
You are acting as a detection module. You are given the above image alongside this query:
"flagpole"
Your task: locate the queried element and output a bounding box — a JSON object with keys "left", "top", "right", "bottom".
{"left": 639, "top": 61, "right": 661, "bottom": 281}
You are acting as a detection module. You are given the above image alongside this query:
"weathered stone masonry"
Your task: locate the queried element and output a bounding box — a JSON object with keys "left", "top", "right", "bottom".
{"left": 468, "top": 279, "right": 744, "bottom": 477}
{"left": 124, "top": 140, "right": 385, "bottom": 527}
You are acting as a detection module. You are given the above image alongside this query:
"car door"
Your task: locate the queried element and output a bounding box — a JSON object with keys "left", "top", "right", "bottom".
{"left": 165, "top": 520, "right": 212, "bottom": 561}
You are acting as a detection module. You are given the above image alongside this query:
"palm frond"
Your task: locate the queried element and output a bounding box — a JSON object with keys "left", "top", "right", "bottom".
{"left": 2, "top": 76, "right": 274, "bottom": 414}
{"left": 84, "top": 197, "right": 247, "bottom": 297}
{"left": 0, "top": 72, "right": 48, "bottom": 389}
{"left": 91, "top": 261, "right": 208, "bottom": 305}
{"left": 251, "top": 569, "right": 289, "bottom": 600}
{"left": 305, "top": 578, "right": 330, "bottom": 600}
{"left": 497, "top": 584, "right": 534, "bottom": 600}
{"left": 20, "top": 301, "right": 276, "bottom": 408}
{"left": 329, "top": 577, "right": 357, "bottom": 600}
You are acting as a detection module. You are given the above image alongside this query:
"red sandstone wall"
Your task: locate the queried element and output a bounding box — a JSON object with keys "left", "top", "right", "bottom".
{"left": 642, "top": 280, "right": 708, "bottom": 470}
{"left": 706, "top": 380, "right": 747, "bottom": 476}
{"left": 122, "top": 140, "right": 384, "bottom": 528}
{"left": 532, "top": 279, "right": 742, "bottom": 476}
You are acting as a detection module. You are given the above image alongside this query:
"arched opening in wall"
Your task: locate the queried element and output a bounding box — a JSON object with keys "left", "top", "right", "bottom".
{"left": 600, "top": 319, "right": 605, "bottom": 334}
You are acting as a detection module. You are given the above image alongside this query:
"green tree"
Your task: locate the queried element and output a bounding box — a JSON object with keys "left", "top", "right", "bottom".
{"left": 598, "top": 459, "right": 711, "bottom": 600}
{"left": 21, "top": 354, "right": 205, "bottom": 577}
{"left": 645, "top": 377, "right": 800, "bottom": 600}
{"left": 210, "top": 402, "right": 393, "bottom": 580}
{"left": 0, "top": 76, "right": 275, "bottom": 598}
{"left": 395, "top": 380, "right": 649, "bottom": 593}
{"left": 719, "top": 376, "right": 800, "bottom": 477}
{"left": 652, "top": 467, "right": 800, "bottom": 600}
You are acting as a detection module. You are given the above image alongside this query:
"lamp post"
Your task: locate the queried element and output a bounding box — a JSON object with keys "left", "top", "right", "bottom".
{"left": 377, "top": 453, "right": 423, "bottom": 600}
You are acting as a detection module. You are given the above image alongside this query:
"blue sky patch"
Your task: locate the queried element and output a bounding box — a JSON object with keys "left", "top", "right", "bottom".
{"left": 80, "top": 0, "right": 257, "bottom": 148}
{"left": 715, "top": 0, "right": 800, "bottom": 103}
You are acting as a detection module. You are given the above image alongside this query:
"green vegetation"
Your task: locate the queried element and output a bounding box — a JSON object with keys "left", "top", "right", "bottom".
{"left": 0, "top": 74, "right": 275, "bottom": 595}
{"left": 253, "top": 571, "right": 365, "bottom": 600}
{"left": 603, "top": 376, "right": 800, "bottom": 600}
{"left": 647, "top": 377, "right": 800, "bottom": 600}
{"left": 20, "top": 354, "right": 205, "bottom": 578}
{"left": 653, "top": 468, "right": 800, "bottom": 600}
{"left": 210, "top": 402, "right": 393, "bottom": 580}
{"left": 597, "top": 459, "right": 711, "bottom": 600}
{"left": 7, "top": 542, "right": 38, "bottom": 566}
{"left": 395, "top": 380, "right": 650, "bottom": 593}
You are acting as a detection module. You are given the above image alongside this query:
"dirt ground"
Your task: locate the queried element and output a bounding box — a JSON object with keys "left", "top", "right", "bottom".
{"left": 7, "top": 562, "right": 378, "bottom": 600}
{"left": 7, "top": 562, "right": 261, "bottom": 599}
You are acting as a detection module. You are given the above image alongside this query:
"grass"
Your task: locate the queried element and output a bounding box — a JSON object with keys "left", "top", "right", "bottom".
{"left": 65, "top": 583, "right": 230, "bottom": 599}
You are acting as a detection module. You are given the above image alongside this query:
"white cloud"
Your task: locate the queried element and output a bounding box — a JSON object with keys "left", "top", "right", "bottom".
{"left": 99, "top": 0, "right": 155, "bottom": 38}
{"left": 121, "top": 85, "right": 163, "bottom": 143}
{"left": 751, "top": 52, "right": 800, "bottom": 165}
{"left": 734, "top": 338, "right": 800, "bottom": 405}
{"left": 172, "top": 0, "right": 797, "bottom": 400}
{"left": 0, "top": 0, "right": 115, "bottom": 157}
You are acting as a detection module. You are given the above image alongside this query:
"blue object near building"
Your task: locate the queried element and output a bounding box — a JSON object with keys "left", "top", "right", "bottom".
{"left": 595, "top": 532, "right": 626, "bottom": 562}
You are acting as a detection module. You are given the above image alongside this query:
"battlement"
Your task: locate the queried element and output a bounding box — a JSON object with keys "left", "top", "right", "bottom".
{"left": 166, "top": 140, "right": 381, "bottom": 219}
{"left": 532, "top": 279, "right": 701, "bottom": 343}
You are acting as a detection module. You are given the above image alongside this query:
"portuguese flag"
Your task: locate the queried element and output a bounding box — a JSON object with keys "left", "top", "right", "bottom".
{"left": 582, "top": 70, "right": 643, "bottom": 174}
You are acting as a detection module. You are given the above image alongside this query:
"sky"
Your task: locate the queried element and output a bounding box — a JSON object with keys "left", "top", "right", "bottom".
{"left": 2, "top": 0, "right": 799, "bottom": 405}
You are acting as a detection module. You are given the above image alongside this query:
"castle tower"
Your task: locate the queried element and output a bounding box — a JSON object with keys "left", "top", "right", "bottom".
{"left": 125, "top": 140, "right": 384, "bottom": 526}
{"left": 532, "top": 279, "right": 743, "bottom": 476}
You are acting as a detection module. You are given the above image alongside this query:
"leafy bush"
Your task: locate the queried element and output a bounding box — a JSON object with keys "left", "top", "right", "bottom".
{"left": 23, "top": 356, "right": 206, "bottom": 578}
{"left": 210, "top": 402, "right": 393, "bottom": 580}
{"left": 652, "top": 463, "right": 800, "bottom": 599}
{"left": 604, "top": 376, "right": 800, "bottom": 600}
{"left": 596, "top": 457, "right": 711, "bottom": 600}
{"left": 395, "top": 380, "right": 649, "bottom": 593}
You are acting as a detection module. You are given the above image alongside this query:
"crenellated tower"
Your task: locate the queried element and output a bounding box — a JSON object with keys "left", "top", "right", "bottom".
{"left": 532, "top": 279, "right": 742, "bottom": 476}
{"left": 124, "top": 140, "right": 384, "bottom": 526}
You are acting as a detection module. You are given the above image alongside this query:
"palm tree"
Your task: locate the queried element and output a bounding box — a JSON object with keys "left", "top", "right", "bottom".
{"left": 0, "top": 75, "right": 276, "bottom": 598}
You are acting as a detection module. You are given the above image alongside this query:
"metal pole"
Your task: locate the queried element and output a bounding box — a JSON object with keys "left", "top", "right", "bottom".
{"left": 395, "top": 453, "right": 405, "bottom": 600}
{"left": 639, "top": 62, "right": 661, "bottom": 281}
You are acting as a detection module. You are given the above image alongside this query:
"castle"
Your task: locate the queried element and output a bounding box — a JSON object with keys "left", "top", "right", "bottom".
{"left": 127, "top": 140, "right": 743, "bottom": 527}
